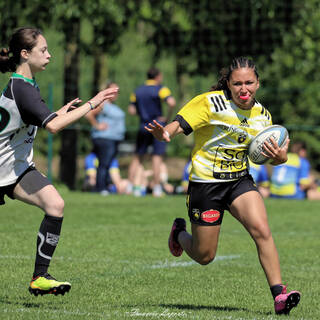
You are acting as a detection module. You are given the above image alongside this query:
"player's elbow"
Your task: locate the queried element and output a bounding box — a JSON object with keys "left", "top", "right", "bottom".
{"left": 167, "top": 97, "right": 176, "bottom": 108}
{"left": 45, "top": 122, "right": 61, "bottom": 134}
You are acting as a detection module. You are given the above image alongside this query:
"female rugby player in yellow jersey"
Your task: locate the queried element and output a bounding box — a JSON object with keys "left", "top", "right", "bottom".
{"left": 145, "top": 57, "right": 300, "bottom": 315}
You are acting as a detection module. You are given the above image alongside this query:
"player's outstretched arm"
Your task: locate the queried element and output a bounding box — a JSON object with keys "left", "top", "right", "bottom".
{"left": 145, "top": 120, "right": 183, "bottom": 142}
{"left": 45, "top": 86, "right": 119, "bottom": 134}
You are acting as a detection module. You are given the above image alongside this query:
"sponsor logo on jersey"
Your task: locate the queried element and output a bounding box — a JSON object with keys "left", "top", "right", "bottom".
{"left": 201, "top": 210, "right": 220, "bottom": 223}
{"left": 240, "top": 118, "right": 249, "bottom": 127}
{"left": 27, "top": 126, "right": 35, "bottom": 136}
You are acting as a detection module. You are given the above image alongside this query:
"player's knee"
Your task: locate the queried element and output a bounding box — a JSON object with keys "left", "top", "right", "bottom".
{"left": 252, "top": 223, "right": 272, "bottom": 242}
{"left": 196, "top": 252, "right": 216, "bottom": 265}
{"left": 44, "top": 196, "right": 65, "bottom": 217}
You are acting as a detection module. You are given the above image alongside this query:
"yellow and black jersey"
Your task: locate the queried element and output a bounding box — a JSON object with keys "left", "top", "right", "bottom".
{"left": 175, "top": 90, "right": 272, "bottom": 183}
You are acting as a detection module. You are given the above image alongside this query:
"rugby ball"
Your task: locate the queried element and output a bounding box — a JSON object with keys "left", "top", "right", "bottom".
{"left": 248, "top": 125, "right": 289, "bottom": 164}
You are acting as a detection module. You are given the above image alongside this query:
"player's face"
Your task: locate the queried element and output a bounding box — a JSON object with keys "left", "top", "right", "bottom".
{"left": 27, "top": 35, "right": 51, "bottom": 74}
{"left": 227, "top": 67, "right": 259, "bottom": 110}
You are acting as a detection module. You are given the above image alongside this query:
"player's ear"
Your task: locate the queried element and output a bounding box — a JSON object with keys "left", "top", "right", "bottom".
{"left": 20, "top": 49, "right": 29, "bottom": 60}
{"left": 256, "top": 79, "right": 260, "bottom": 90}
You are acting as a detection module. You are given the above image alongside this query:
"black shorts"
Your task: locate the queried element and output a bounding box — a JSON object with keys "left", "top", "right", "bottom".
{"left": 187, "top": 175, "right": 258, "bottom": 226}
{"left": 0, "top": 166, "right": 36, "bottom": 205}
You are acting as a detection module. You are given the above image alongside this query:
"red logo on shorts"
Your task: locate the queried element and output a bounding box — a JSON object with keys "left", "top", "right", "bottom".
{"left": 201, "top": 210, "right": 220, "bottom": 223}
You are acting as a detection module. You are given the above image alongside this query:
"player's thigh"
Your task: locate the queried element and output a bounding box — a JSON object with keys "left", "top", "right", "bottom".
{"left": 187, "top": 181, "right": 224, "bottom": 254}
{"left": 229, "top": 190, "right": 270, "bottom": 238}
{"left": 13, "top": 169, "right": 64, "bottom": 213}
{"left": 191, "top": 223, "right": 221, "bottom": 255}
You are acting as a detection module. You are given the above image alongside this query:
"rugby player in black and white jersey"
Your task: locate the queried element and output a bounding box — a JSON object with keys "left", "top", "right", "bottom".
{"left": 0, "top": 27, "right": 118, "bottom": 296}
{"left": 146, "top": 57, "right": 301, "bottom": 315}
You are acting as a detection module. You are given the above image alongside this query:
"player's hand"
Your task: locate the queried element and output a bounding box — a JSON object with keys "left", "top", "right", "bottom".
{"left": 145, "top": 120, "right": 171, "bottom": 142}
{"left": 57, "top": 98, "right": 82, "bottom": 115}
{"left": 95, "top": 122, "right": 108, "bottom": 131}
{"left": 262, "top": 137, "right": 290, "bottom": 165}
{"left": 90, "top": 86, "right": 119, "bottom": 107}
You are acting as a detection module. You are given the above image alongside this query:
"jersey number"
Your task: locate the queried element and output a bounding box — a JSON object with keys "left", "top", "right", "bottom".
{"left": 0, "top": 107, "right": 10, "bottom": 132}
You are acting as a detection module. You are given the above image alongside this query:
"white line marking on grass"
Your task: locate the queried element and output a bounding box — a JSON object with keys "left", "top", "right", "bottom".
{"left": 149, "top": 255, "right": 240, "bottom": 269}
{"left": 0, "top": 254, "right": 32, "bottom": 260}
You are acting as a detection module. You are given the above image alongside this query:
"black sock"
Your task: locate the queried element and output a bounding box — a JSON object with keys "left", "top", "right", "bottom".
{"left": 270, "top": 284, "right": 284, "bottom": 299}
{"left": 33, "top": 215, "right": 63, "bottom": 278}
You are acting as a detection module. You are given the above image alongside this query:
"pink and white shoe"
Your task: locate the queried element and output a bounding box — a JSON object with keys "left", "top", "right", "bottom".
{"left": 274, "top": 285, "right": 301, "bottom": 315}
{"left": 168, "top": 218, "right": 186, "bottom": 257}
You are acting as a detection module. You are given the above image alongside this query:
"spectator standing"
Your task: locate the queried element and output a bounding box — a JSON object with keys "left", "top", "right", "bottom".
{"left": 128, "top": 67, "right": 176, "bottom": 197}
{"left": 86, "top": 82, "right": 125, "bottom": 195}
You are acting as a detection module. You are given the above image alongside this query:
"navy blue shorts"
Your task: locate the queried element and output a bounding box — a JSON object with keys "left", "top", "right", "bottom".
{"left": 135, "top": 127, "right": 166, "bottom": 155}
{"left": 186, "top": 175, "right": 259, "bottom": 226}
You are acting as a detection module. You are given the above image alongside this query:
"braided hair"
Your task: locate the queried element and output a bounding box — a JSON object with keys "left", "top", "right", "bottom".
{"left": 210, "top": 57, "right": 259, "bottom": 95}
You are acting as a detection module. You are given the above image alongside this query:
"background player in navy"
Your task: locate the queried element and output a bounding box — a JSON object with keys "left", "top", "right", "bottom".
{"left": 128, "top": 67, "right": 176, "bottom": 197}
{"left": 146, "top": 57, "right": 300, "bottom": 315}
{"left": 0, "top": 27, "right": 118, "bottom": 296}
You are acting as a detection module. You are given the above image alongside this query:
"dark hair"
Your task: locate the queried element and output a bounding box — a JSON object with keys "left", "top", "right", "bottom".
{"left": 0, "top": 27, "right": 42, "bottom": 73}
{"left": 100, "top": 80, "right": 118, "bottom": 91}
{"left": 147, "top": 67, "right": 160, "bottom": 80}
{"left": 210, "top": 57, "right": 259, "bottom": 94}
{"left": 291, "top": 141, "right": 307, "bottom": 154}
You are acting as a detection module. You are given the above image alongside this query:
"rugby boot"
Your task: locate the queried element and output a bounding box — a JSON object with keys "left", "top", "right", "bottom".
{"left": 29, "top": 273, "right": 71, "bottom": 296}
{"left": 168, "top": 218, "right": 186, "bottom": 257}
{"left": 274, "top": 285, "right": 300, "bottom": 315}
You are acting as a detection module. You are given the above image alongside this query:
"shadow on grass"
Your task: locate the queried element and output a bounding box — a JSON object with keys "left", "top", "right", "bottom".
{"left": 0, "top": 295, "right": 64, "bottom": 309}
{"left": 158, "top": 303, "right": 272, "bottom": 316}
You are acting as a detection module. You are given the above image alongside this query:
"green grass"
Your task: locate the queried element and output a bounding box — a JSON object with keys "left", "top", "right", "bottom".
{"left": 1, "top": 190, "right": 319, "bottom": 319}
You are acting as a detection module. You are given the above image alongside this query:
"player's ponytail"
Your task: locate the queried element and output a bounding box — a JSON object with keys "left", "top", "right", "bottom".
{"left": 0, "top": 48, "right": 15, "bottom": 73}
{"left": 210, "top": 67, "right": 229, "bottom": 92}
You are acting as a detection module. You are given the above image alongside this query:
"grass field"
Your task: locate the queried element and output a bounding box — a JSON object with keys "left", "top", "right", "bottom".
{"left": 1, "top": 189, "right": 319, "bottom": 319}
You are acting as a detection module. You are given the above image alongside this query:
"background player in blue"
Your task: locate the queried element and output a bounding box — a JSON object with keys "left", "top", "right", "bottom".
{"left": 249, "top": 160, "right": 270, "bottom": 198}
{"left": 270, "top": 141, "right": 320, "bottom": 200}
{"left": 175, "top": 160, "right": 192, "bottom": 194}
{"left": 83, "top": 152, "right": 131, "bottom": 195}
{"left": 128, "top": 67, "right": 176, "bottom": 197}
{"left": 0, "top": 27, "right": 118, "bottom": 296}
{"left": 85, "top": 81, "right": 125, "bottom": 195}
{"left": 146, "top": 57, "right": 300, "bottom": 315}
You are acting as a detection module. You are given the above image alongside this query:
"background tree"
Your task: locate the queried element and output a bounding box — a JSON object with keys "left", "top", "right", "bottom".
{"left": 52, "top": 0, "right": 127, "bottom": 189}
{"left": 261, "top": 0, "right": 320, "bottom": 169}
{"left": 134, "top": 0, "right": 296, "bottom": 102}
